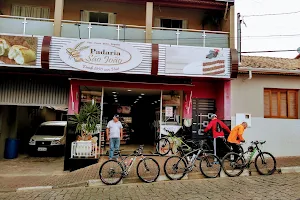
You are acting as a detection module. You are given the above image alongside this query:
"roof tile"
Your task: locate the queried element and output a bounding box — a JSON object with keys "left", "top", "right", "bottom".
{"left": 240, "top": 56, "right": 300, "bottom": 70}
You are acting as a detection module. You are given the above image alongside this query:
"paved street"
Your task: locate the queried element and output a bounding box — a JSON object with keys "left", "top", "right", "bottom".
{"left": 0, "top": 173, "right": 299, "bottom": 200}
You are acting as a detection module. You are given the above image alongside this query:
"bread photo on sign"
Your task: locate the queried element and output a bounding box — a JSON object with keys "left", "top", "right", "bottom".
{"left": 0, "top": 38, "right": 11, "bottom": 56}
{"left": 8, "top": 45, "right": 36, "bottom": 65}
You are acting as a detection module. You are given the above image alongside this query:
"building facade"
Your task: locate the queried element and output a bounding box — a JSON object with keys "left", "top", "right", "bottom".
{"left": 232, "top": 56, "right": 300, "bottom": 157}
{"left": 0, "top": 0, "right": 236, "bottom": 163}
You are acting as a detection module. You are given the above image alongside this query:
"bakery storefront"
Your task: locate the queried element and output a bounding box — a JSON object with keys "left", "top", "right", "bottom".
{"left": 58, "top": 38, "right": 237, "bottom": 170}
{"left": 0, "top": 33, "right": 237, "bottom": 169}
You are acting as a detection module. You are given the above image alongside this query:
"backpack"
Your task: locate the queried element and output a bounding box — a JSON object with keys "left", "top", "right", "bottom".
{"left": 216, "top": 121, "right": 222, "bottom": 133}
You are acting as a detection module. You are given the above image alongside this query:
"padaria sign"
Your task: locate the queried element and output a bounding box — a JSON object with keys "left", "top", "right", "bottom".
{"left": 59, "top": 39, "right": 143, "bottom": 73}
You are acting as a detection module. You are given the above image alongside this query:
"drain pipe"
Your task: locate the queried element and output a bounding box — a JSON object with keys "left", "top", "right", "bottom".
{"left": 248, "top": 69, "right": 252, "bottom": 80}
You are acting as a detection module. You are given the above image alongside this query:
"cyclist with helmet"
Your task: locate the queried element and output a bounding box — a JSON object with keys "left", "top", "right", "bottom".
{"left": 204, "top": 114, "right": 231, "bottom": 157}
{"left": 204, "top": 114, "right": 231, "bottom": 138}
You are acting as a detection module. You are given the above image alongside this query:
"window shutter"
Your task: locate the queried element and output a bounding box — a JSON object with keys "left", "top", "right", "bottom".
{"left": 108, "top": 13, "right": 116, "bottom": 24}
{"left": 154, "top": 18, "right": 161, "bottom": 27}
{"left": 80, "top": 10, "right": 90, "bottom": 22}
{"left": 11, "top": 5, "right": 22, "bottom": 16}
{"left": 280, "top": 92, "right": 287, "bottom": 117}
{"left": 12, "top": 5, "right": 50, "bottom": 18}
{"left": 182, "top": 20, "right": 188, "bottom": 29}
{"left": 264, "top": 90, "right": 271, "bottom": 117}
{"left": 287, "top": 91, "right": 298, "bottom": 118}
{"left": 271, "top": 92, "right": 278, "bottom": 116}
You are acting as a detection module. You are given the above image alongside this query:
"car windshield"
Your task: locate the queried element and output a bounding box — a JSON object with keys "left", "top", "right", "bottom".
{"left": 35, "top": 125, "right": 65, "bottom": 136}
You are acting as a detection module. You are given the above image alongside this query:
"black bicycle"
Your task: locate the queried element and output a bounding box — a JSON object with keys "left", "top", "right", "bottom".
{"left": 222, "top": 141, "right": 276, "bottom": 177}
{"left": 99, "top": 145, "right": 160, "bottom": 185}
{"left": 164, "top": 147, "right": 222, "bottom": 179}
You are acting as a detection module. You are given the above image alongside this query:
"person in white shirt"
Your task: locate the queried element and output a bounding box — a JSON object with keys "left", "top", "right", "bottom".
{"left": 106, "top": 114, "right": 123, "bottom": 159}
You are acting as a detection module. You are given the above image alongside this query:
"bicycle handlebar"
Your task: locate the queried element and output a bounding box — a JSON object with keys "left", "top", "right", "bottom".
{"left": 251, "top": 140, "right": 266, "bottom": 145}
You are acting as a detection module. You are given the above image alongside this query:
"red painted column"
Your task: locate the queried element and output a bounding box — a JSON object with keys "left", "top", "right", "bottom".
{"left": 223, "top": 81, "right": 231, "bottom": 120}
{"left": 215, "top": 81, "right": 224, "bottom": 120}
{"left": 68, "top": 82, "right": 80, "bottom": 115}
{"left": 183, "top": 91, "right": 193, "bottom": 119}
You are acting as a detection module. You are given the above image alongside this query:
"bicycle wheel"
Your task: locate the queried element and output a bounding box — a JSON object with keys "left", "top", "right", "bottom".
{"left": 156, "top": 138, "right": 171, "bottom": 156}
{"left": 221, "top": 152, "right": 246, "bottom": 177}
{"left": 137, "top": 158, "right": 160, "bottom": 183}
{"left": 99, "top": 160, "right": 124, "bottom": 185}
{"left": 164, "top": 156, "right": 187, "bottom": 180}
{"left": 255, "top": 152, "right": 276, "bottom": 175}
{"left": 199, "top": 154, "right": 222, "bottom": 178}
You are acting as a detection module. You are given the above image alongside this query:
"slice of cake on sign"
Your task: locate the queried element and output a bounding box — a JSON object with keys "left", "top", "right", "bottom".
{"left": 203, "top": 49, "right": 225, "bottom": 75}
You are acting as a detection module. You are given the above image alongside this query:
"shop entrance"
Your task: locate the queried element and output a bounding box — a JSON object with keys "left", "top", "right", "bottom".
{"left": 103, "top": 88, "right": 161, "bottom": 153}
{"left": 77, "top": 84, "right": 185, "bottom": 156}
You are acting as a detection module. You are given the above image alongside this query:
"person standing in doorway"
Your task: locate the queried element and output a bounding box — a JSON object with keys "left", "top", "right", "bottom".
{"left": 106, "top": 114, "right": 123, "bottom": 160}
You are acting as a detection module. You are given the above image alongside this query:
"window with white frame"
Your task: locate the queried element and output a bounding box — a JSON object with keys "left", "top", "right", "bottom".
{"left": 11, "top": 5, "right": 50, "bottom": 18}
{"left": 154, "top": 18, "right": 187, "bottom": 29}
{"left": 80, "top": 10, "right": 116, "bottom": 24}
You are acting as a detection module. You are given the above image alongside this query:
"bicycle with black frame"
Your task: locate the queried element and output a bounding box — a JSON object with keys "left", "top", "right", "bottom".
{"left": 164, "top": 146, "right": 222, "bottom": 179}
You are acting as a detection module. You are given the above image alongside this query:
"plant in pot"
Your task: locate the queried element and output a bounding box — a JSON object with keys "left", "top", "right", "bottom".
{"left": 70, "top": 102, "right": 101, "bottom": 142}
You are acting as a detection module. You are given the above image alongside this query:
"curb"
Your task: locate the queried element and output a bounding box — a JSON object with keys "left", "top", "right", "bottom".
{"left": 16, "top": 186, "right": 53, "bottom": 192}
{"left": 280, "top": 166, "right": 300, "bottom": 173}
{"left": 53, "top": 181, "right": 88, "bottom": 189}
{"left": 11, "top": 166, "right": 300, "bottom": 192}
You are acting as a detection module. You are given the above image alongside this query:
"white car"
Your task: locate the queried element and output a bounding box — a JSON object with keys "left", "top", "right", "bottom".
{"left": 28, "top": 121, "right": 67, "bottom": 155}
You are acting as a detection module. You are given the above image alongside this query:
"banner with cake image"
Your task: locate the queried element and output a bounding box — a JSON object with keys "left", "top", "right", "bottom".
{"left": 0, "top": 35, "right": 37, "bottom": 67}
{"left": 165, "top": 46, "right": 230, "bottom": 77}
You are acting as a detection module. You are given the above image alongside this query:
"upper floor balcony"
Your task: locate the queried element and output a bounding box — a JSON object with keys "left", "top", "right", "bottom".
{"left": 0, "top": 0, "right": 234, "bottom": 48}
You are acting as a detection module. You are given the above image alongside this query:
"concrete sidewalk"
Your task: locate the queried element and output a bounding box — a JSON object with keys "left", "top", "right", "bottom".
{"left": 1, "top": 156, "right": 300, "bottom": 192}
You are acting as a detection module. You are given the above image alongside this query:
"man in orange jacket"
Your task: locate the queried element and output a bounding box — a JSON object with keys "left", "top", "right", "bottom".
{"left": 227, "top": 122, "right": 248, "bottom": 154}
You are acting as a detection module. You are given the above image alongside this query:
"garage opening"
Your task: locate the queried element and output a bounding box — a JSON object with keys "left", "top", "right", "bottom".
{"left": 0, "top": 75, "right": 69, "bottom": 159}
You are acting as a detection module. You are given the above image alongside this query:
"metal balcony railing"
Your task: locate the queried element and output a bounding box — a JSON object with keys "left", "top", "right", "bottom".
{"left": 152, "top": 27, "right": 229, "bottom": 48}
{"left": 0, "top": 15, "right": 229, "bottom": 48}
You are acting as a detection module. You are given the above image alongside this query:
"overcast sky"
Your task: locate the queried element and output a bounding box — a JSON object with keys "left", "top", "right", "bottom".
{"left": 236, "top": 0, "right": 300, "bottom": 58}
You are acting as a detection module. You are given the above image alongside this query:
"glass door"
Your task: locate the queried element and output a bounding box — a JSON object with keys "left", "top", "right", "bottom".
{"left": 159, "top": 90, "right": 183, "bottom": 139}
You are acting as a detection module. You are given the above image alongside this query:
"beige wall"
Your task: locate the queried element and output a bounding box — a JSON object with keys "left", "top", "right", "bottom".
{"left": 231, "top": 74, "right": 300, "bottom": 117}
{"left": 154, "top": 5, "right": 207, "bottom": 30}
{"left": 231, "top": 74, "right": 300, "bottom": 157}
